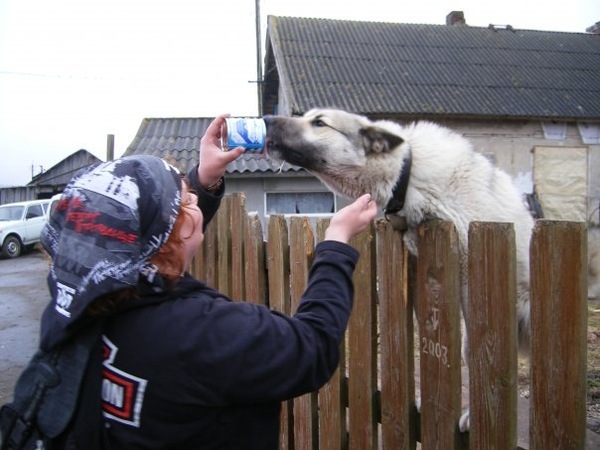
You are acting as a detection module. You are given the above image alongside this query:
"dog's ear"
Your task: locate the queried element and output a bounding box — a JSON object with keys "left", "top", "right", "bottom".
{"left": 359, "top": 126, "right": 404, "bottom": 154}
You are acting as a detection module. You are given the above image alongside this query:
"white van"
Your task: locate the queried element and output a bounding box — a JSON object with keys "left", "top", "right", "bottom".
{"left": 0, "top": 199, "right": 51, "bottom": 258}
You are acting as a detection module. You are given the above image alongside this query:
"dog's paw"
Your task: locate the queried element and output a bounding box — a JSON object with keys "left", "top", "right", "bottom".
{"left": 415, "top": 395, "right": 421, "bottom": 412}
{"left": 459, "top": 408, "right": 470, "bottom": 432}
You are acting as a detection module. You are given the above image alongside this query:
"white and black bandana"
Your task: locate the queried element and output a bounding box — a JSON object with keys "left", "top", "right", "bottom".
{"left": 39, "top": 155, "right": 182, "bottom": 350}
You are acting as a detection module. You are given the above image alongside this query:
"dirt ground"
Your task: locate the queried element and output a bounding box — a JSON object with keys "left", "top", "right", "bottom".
{"left": 584, "top": 299, "right": 600, "bottom": 433}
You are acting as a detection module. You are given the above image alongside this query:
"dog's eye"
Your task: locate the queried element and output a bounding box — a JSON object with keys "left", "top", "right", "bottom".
{"left": 312, "top": 119, "right": 327, "bottom": 127}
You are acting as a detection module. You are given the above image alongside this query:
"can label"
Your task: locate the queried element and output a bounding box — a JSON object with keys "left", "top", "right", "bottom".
{"left": 221, "top": 118, "right": 266, "bottom": 152}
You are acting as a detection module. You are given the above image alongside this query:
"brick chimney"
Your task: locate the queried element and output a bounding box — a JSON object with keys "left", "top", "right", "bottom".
{"left": 446, "top": 11, "right": 466, "bottom": 26}
{"left": 587, "top": 22, "right": 600, "bottom": 34}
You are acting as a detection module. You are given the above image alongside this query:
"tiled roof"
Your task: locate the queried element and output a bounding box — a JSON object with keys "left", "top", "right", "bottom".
{"left": 264, "top": 16, "right": 600, "bottom": 120}
{"left": 123, "top": 118, "right": 300, "bottom": 174}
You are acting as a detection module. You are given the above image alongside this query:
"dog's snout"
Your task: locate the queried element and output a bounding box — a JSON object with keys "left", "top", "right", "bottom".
{"left": 262, "top": 115, "right": 277, "bottom": 128}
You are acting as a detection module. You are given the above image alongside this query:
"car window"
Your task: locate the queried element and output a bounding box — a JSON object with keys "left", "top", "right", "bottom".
{"left": 0, "top": 205, "right": 24, "bottom": 221}
{"left": 26, "top": 204, "right": 44, "bottom": 219}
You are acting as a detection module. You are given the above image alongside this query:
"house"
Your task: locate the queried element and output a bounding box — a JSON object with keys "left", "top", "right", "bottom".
{"left": 126, "top": 12, "right": 600, "bottom": 226}
{"left": 0, "top": 149, "right": 102, "bottom": 205}
{"left": 262, "top": 12, "right": 600, "bottom": 224}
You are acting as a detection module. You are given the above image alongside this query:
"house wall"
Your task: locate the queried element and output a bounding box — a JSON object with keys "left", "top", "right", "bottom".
{"left": 225, "top": 173, "right": 349, "bottom": 233}
{"left": 0, "top": 187, "right": 46, "bottom": 205}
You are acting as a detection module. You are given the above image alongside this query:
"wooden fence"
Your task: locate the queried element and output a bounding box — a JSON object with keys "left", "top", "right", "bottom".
{"left": 190, "top": 193, "right": 596, "bottom": 449}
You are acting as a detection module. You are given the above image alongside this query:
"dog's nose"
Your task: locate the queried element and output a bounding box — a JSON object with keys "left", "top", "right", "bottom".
{"left": 263, "top": 115, "right": 276, "bottom": 128}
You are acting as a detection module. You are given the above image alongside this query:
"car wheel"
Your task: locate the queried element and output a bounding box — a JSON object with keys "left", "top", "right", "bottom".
{"left": 2, "top": 236, "right": 22, "bottom": 258}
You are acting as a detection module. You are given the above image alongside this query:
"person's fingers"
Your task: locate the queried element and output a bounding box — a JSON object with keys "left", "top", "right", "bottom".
{"left": 202, "top": 114, "right": 229, "bottom": 145}
{"left": 221, "top": 147, "right": 245, "bottom": 163}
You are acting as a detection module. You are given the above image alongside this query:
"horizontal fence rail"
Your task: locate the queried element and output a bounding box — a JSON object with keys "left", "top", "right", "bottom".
{"left": 191, "top": 193, "right": 595, "bottom": 450}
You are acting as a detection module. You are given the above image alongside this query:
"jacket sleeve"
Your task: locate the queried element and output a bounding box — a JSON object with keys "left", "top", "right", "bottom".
{"left": 186, "top": 164, "right": 224, "bottom": 231}
{"left": 186, "top": 240, "right": 360, "bottom": 404}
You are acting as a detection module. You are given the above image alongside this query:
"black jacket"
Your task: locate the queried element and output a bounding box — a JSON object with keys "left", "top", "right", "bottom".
{"left": 98, "top": 173, "right": 360, "bottom": 449}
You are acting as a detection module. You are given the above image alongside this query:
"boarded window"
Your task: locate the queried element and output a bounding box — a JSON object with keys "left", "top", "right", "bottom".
{"left": 533, "top": 146, "right": 588, "bottom": 221}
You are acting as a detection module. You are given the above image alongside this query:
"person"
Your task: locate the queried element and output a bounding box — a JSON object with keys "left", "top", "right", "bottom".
{"left": 36, "top": 114, "right": 378, "bottom": 449}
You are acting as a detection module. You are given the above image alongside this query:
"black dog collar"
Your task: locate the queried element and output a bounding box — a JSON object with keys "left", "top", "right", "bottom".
{"left": 384, "top": 149, "right": 412, "bottom": 216}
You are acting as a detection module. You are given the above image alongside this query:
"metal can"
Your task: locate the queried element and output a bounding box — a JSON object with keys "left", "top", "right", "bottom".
{"left": 221, "top": 118, "right": 266, "bottom": 153}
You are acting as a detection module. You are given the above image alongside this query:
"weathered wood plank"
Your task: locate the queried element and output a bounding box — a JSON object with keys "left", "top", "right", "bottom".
{"left": 229, "top": 193, "right": 246, "bottom": 300}
{"left": 468, "top": 222, "right": 518, "bottom": 449}
{"left": 348, "top": 224, "right": 378, "bottom": 450}
{"left": 216, "top": 196, "right": 232, "bottom": 296}
{"left": 265, "top": 215, "right": 292, "bottom": 450}
{"left": 530, "top": 220, "right": 587, "bottom": 450}
{"left": 417, "top": 220, "right": 462, "bottom": 450}
{"left": 376, "top": 219, "right": 417, "bottom": 450}
{"left": 316, "top": 219, "right": 348, "bottom": 450}
{"left": 290, "top": 217, "right": 317, "bottom": 450}
{"left": 244, "top": 212, "right": 266, "bottom": 305}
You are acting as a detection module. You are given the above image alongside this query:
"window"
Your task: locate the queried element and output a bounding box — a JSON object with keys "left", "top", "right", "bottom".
{"left": 266, "top": 192, "right": 335, "bottom": 216}
{"left": 26, "top": 205, "right": 44, "bottom": 219}
{"left": 0, "top": 206, "right": 24, "bottom": 221}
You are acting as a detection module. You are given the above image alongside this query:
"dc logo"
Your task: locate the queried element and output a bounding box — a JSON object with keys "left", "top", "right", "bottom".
{"left": 55, "top": 282, "right": 75, "bottom": 318}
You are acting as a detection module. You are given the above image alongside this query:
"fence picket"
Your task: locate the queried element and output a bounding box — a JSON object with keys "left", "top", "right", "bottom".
{"left": 290, "top": 217, "right": 317, "bottom": 449}
{"left": 216, "top": 196, "right": 233, "bottom": 295}
{"left": 417, "top": 220, "right": 463, "bottom": 450}
{"left": 468, "top": 222, "right": 518, "bottom": 449}
{"left": 230, "top": 193, "right": 246, "bottom": 300}
{"left": 316, "top": 219, "right": 348, "bottom": 450}
{"left": 530, "top": 221, "right": 587, "bottom": 449}
{"left": 348, "top": 224, "right": 378, "bottom": 450}
{"left": 376, "top": 219, "right": 417, "bottom": 449}
{"left": 244, "top": 212, "right": 266, "bottom": 304}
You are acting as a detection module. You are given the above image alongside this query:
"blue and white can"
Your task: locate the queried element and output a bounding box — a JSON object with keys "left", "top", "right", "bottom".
{"left": 221, "top": 118, "right": 266, "bottom": 153}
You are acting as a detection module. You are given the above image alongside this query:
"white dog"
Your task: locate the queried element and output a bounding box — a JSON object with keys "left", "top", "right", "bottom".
{"left": 264, "top": 109, "right": 535, "bottom": 430}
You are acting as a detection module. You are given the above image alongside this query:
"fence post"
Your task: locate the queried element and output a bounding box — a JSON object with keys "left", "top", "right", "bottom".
{"left": 530, "top": 220, "right": 587, "bottom": 449}
{"left": 468, "top": 222, "right": 518, "bottom": 449}
{"left": 194, "top": 199, "right": 219, "bottom": 286}
{"left": 216, "top": 196, "right": 233, "bottom": 296}
{"left": 289, "top": 217, "right": 317, "bottom": 449}
{"left": 229, "top": 193, "right": 246, "bottom": 300}
{"left": 417, "top": 220, "right": 463, "bottom": 450}
{"left": 266, "top": 215, "right": 292, "bottom": 450}
{"left": 315, "top": 219, "right": 348, "bottom": 450}
{"left": 347, "top": 223, "right": 378, "bottom": 450}
{"left": 244, "top": 212, "right": 266, "bottom": 305}
{"left": 376, "top": 219, "right": 417, "bottom": 450}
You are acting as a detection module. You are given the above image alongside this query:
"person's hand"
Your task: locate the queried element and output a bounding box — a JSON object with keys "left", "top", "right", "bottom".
{"left": 325, "top": 194, "right": 378, "bottom": 244}
{"left": 197, "top": 114, "right": 245, "bottom": 189}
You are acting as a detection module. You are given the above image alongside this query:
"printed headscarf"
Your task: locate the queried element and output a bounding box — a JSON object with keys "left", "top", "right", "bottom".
{"left": 39, "top": 155, "right": 182, "bottom": 350}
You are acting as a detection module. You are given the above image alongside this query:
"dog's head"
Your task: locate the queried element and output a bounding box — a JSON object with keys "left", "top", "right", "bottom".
{"left": 264, "top": 108, "right": 407, "bottom": 202}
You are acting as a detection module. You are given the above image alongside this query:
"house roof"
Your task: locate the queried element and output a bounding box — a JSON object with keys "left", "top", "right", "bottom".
{"left": 123, "top": 117, "right": 300, "bottom": 175}
{"left": 263, "top": 16, "right": 600, "bottom": 120}
{"left": 27, "top": 149, "right": 102, "bottom": 187}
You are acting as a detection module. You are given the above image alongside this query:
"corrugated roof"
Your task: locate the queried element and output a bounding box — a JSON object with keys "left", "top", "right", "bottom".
{"left": 123, "top": 117, "right": 300, "bottom": 174}
{"left": 27, "top": 149, "right": 102, "bottom": 186}
{"left": 265, "top": 16, "right": 600, "bottom": 120}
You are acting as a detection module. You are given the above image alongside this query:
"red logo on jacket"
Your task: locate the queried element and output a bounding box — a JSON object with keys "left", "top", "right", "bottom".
{"left": 101, "top": 336, "right": 148, "bottom": 427}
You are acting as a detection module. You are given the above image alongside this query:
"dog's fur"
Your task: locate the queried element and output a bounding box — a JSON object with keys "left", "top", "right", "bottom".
{"left": 264, "top": 109, "right": 535, "bottom": 426}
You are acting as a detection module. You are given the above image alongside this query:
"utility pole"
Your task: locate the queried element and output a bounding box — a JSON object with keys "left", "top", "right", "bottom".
{"left": 255, "top": 0, "right": 263, "bottom": 115}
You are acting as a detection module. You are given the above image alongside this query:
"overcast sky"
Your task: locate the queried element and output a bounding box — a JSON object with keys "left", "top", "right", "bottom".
{"left": 0, "top": 0, "right": 598, "bottom": 187}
